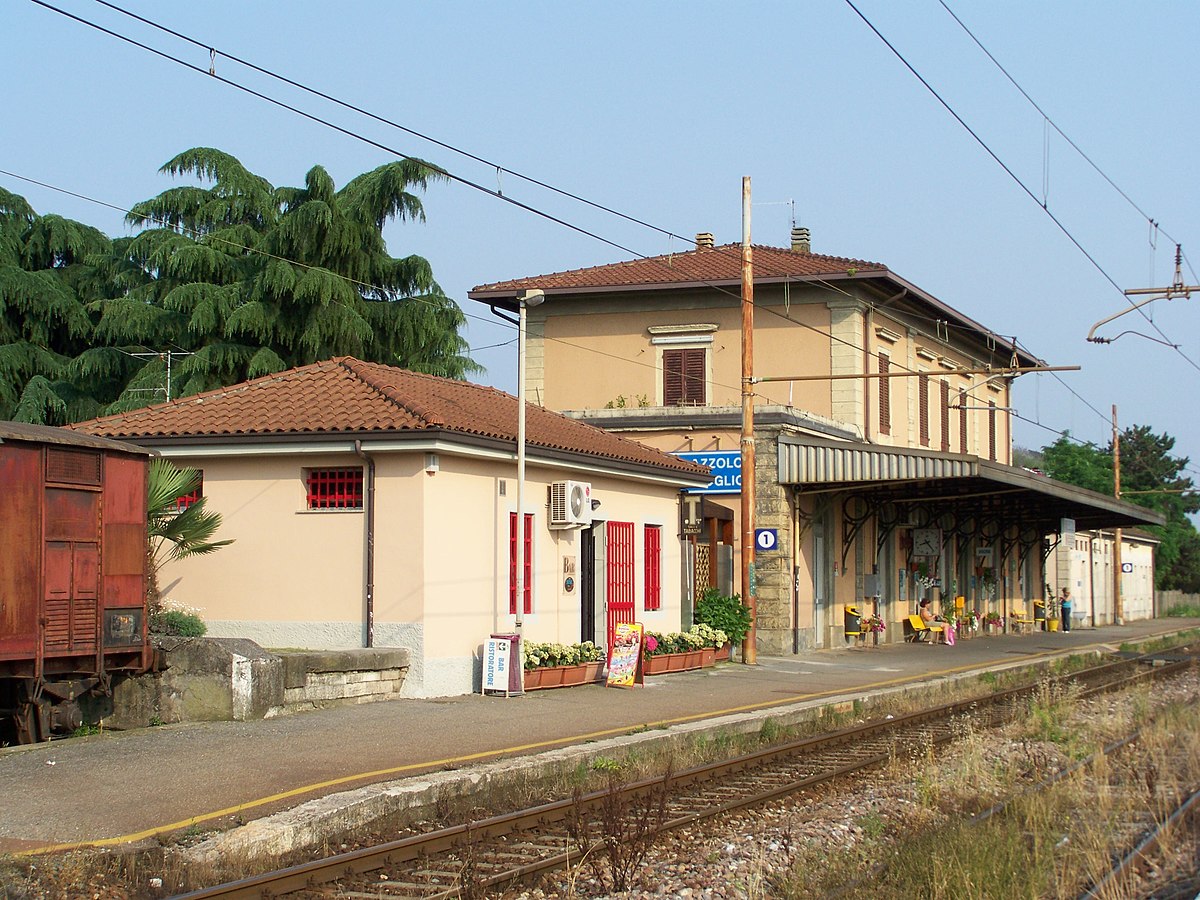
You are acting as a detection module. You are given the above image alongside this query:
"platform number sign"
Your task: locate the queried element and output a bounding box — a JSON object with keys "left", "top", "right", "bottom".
{"left": 1121, "top": 562, "right": 1133, "bottom": 574}
{"left": 755, "top": 528, "right": 778, "bottom": 552}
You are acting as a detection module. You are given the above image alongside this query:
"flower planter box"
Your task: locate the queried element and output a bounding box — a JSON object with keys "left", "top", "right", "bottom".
{"left": 643, "top": 650, "right": 716, "bottom": 675}
{"left": 714, "top": 642, "right": 731, "bottom": 662}
{"left": 523, "top": 661, "right": 603, "bottom": 691}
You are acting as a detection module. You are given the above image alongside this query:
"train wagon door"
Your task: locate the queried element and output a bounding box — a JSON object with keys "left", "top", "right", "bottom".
{"left": 604, "top": 521, "right": 635, "bottom": 647}
{"left": 43, "top": 486, "right": 101, "bottom": 653}
{"left": 0, "top": 443, "right": 40, "bottom": 659}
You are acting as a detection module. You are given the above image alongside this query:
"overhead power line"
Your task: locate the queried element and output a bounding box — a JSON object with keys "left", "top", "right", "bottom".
{"left": 843, "top": 0, "right": 1200, "bottom": 375}
{"left": 12, "top": 0, "right": 1147, "bottom": 453}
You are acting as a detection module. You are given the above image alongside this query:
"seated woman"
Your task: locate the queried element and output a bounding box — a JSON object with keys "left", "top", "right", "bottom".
{"left": 918, "top": 598, "right": 947, "bottom": 643}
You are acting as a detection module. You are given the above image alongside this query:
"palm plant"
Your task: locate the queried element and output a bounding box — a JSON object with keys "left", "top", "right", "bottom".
{"left": 146, "top": 458, "right": 233, "bottom": 609}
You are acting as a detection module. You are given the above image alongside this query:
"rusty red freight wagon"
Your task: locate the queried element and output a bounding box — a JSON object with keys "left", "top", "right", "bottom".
{"left": 0, "top": 421, "right": 154, "bottom": 743}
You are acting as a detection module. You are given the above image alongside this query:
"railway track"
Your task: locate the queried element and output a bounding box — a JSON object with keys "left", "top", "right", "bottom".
{"left": 173, "top": 651, "right": 1196, "bottom": 899}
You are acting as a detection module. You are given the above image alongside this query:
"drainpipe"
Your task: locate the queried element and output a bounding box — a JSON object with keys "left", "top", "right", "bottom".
{"left": 353, "top": 440, "right": 376, "bottom": 648}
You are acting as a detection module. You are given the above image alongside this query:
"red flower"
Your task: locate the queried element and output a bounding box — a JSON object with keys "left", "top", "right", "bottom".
{"left": 645, "top": 635, "right": 658, "bottom": 652}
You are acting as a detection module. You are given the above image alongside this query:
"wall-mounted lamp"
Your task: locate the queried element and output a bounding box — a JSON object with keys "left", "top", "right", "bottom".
{"left": 425, "top": 452, "right": 439, "bottom": 475}
{"left": 590, "top": 498, "right": 602, "bottom": 511}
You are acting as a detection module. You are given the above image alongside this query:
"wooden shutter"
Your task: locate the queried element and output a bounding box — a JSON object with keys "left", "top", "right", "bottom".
{"left": 878, "top": 353, "right": 890, "bottom": 435}
{"left": 919, "top": 373, "right": 930, "bottom": 446}
{"left": 664, "top": 348, "right": 706, "bottom": 406}
{"left": 988, "top": 401, "right": 997, "bottom": 461}
{"left": 644, "top": 525, "right": 662, "bottom": 611}
{"left": 940, "top": 380, "right": 950, "bottom": 452}
{"left": 959, "top": 388, "right": 968, "bottom": 453}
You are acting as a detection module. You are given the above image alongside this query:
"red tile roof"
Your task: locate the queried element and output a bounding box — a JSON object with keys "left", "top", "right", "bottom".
{"left": 71, "top": 358, "right": 709, "bottom": 478}
{"left": 469, "top": 243, "right": 887, "bottom": 296}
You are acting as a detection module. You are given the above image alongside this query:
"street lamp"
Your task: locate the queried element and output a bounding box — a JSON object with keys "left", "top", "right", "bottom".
{"left": 514, "top": 289, "right": 544, "bottom": 634}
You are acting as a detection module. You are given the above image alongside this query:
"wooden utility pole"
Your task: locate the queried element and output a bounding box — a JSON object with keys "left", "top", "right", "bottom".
{"left": 1112, "top": 405, "right": 1123, "bottom": 625}
{"left": 740, "top": 176, "right": 757, "bottom": 664}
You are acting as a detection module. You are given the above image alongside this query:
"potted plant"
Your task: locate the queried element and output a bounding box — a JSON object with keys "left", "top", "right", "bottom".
{"left": 695, "top": 588, "right": 753, "bottom": 658}
{"left": 861, "top": 613, "right": 886, "bottom": 646}
{"left": 643, "top": 629, "right": 715, "bottom": 674}
{"left": 690, "top": 622, "right": 729, "bottom": 663}
{"left": 522, "top": 641, "right": 604, "bottom": 690}
{"left": 982, "top": 610, "right": 1003, "bottom": 633}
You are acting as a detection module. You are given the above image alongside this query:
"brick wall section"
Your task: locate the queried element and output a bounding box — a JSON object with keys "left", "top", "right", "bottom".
{"left": 283, "top": 668, "right": 407, "bottom": 706}
{"left": 280, "top": 648, "right": 410, "bottom": 708}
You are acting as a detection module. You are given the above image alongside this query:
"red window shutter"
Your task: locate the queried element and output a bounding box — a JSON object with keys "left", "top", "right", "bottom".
{"left": 878, "top": 354, "right": 890, "bottom": 435}
{"left": 919, "top": 374, "right": 930, "bottom": 446}
{"left": 644, "top": 525, "right": 662, "bottom": 611}
{"left": 959, "top": 388, "right": 968, "bottom": 453}
{"left": 664, "top": 348, "right": 706, "bottom": 406}
{"left": 508, "top": 512, "right": 533, "bottom": 615}
{"left": 940, "top": 380, "right": 950, "bottom": 452}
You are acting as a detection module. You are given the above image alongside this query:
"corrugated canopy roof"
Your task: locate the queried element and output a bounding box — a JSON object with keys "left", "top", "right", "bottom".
{"left": 778, "top": 436, "right": 1164, "bottom": 531}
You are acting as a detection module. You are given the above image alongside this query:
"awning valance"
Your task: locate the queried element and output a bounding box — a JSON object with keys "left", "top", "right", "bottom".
{"left": 777, "top": 436, "right": 1164, "bottom": 532}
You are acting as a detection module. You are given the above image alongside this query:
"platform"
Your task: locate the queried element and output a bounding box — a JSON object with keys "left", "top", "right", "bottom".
{"left": 1, "top": 617, "right": 1196, "bottom": 855}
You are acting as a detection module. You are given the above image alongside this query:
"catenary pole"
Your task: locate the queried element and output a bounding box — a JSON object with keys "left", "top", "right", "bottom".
{"left": 740, "top": 177, "right": 757, "bottom": 664}
{"left": 1113, "top": 404, "right": 1123, "bottom": 625}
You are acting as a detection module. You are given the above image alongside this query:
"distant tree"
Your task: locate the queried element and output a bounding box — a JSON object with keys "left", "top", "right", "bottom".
{"left": 1040, "top": 434, "right": 1113, "bottom": 495}
{"left": 94, "top": 148, "right": 478, "bottom": 408}
{"left": 1039, "top": 427, "right": 1200, "bottom": 592}
{"left": 0, "top": 187, "right": 110, "bottom": 423}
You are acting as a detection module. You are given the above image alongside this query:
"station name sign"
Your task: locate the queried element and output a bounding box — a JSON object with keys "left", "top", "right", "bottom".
{"left": 676, "top": 450, "right": 741, "bottom": 494}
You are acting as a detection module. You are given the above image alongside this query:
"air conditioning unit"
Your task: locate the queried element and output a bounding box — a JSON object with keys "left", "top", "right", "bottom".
{"left": 549, "top": 480, "right": 592, "bottom": 528}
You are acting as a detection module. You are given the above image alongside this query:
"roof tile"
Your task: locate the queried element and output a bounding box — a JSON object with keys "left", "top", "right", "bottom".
{"left": 469, "top": 243, "right": 887, "bottom": 294}
{"left": 71, "top": 358, "right": 708, "bottom": 478}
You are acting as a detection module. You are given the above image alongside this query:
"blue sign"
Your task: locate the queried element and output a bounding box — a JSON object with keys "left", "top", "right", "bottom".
{"left": 755, "top": 528, "right": 778, "bottom": 551}
{"left": 676, "top": 450, "right": 742, "bottom": 494}
{"left": 1121, "top": 562, "right": 1133, "bottom": 574}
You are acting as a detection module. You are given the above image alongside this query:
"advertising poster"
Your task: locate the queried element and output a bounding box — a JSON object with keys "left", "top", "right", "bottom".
{"left": 606, "top": 622, "right": 644, "bottom": 688}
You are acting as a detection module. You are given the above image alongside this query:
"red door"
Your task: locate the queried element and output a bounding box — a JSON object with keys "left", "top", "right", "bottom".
{"left": 605, "top": 521, "right": 635, "bottom": 647}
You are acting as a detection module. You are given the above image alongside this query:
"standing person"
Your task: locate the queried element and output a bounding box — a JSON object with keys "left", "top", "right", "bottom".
{"left": 1060, "top": 587, "right": 1073, "bottom": 632}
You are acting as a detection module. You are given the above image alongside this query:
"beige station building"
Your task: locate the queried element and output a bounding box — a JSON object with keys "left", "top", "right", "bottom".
{"left": 469, "top": 228, "right": 1162, "bottom": 652}
{"left": 75, "top": 358, "right": 710, "bottom": 697}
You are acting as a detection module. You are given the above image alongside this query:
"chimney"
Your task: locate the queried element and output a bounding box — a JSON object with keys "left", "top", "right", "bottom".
{"left": 695, "top": 232, "right": 715, "bottom": 250}
{"left": 791, "top": 226, "right": 811, "bottom": 254}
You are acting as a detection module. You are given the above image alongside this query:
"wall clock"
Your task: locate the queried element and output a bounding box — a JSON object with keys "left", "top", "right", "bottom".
{"left": 912, "top": 527, "right": 942, "bottom": 557}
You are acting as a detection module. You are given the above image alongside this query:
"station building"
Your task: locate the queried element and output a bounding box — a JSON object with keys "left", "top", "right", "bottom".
{"left": 469, "top": 229, "right": 1162, "bottom": 653}
{"left": 74, "top": 358, "right": 710, "bottom": 696}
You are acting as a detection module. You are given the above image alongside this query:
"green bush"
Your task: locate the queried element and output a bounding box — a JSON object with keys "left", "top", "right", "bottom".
{"left": 695, "top": 588, "right": 753, "bottom": 645}
{"left": 1165, "top": 602, "right": 1200, "bottom": 617}
{"left": 150, "top": 609, "right": 207, "bottom": 637}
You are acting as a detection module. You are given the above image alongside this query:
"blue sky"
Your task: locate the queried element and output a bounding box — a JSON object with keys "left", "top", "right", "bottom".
{"left": 6, "top": 1, "right": 1199, "bottom": 477}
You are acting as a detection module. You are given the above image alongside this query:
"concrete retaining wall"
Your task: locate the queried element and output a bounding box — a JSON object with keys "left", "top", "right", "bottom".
{"left": 110, "top": 639, "right": 410, "bottom": 729}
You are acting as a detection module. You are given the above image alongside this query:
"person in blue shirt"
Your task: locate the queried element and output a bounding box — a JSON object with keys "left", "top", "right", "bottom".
{"left": 1060, "top": 587, "right": 1073, "bottom": 632}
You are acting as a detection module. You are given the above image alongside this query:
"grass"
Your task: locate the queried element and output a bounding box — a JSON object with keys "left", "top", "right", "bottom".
{"left": 771, "top": 675, "right": 1200, "bottom": 899}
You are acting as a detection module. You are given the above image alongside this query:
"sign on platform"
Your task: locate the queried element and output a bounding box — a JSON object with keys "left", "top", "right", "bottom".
{"left": 1121, "top": 562, "right": 1134, "bottom": 573}
{"left": 755, "top": 528, "right": 778, "bottom": 551}
{"left": 675, "top": 451, "right": 741, "bottom": 494}
{"left": 606, "top": 622, "right": 644, "bottom": 688}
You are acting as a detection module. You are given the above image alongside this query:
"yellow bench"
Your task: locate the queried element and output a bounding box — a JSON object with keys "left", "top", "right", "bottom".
{"left": 904, "top": 615, "right": 946, "bottom": 643}
{"left": 1009, "top": 608, "right": 1036, "bottom": 633}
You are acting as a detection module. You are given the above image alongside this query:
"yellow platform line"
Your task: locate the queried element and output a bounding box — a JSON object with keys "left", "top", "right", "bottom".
{"left": 15, "top": 632, "right": 1154, "bottom": 856}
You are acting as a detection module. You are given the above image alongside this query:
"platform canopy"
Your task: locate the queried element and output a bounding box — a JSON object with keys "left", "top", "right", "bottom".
{"left": 778, "top": 435, "right": 1164, "bottom": 533}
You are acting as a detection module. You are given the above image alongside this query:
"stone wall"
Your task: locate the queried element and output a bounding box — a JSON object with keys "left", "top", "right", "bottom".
{"left": 110, "top": 639, "right": 410, "bottom": 730}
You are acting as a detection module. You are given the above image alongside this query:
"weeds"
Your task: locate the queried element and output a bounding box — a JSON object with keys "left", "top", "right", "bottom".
{"left": 565, "top": 760, "right": 672, "bottom": 893}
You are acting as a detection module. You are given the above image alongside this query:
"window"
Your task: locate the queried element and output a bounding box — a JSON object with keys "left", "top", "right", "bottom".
{"left": 173, "top": 473, "right": 203, "bottom": 512}
{"left": 508, "top": 512, "right": 533, "bottom": 615}
{"left": 644, "top": 525, "right": 662, "bottom": 611}
{"left": 958, "top": 388, "right": 968, "bottom": 453}
{"left": 305, "top": 468, "right": 364, "bottom": 510}
{"left": 606, "top": 521, "right": 636, "bottom": 645}
{"left": 918, "top": 373, "right": 930, "bottom": 446}
{"left": 940, "top": 380, "right": 950, "bottom": 452}
{"left": 988, "top": 401, "right": 997, "bottom": 461}
{"left": 878, "top": 353, "right": 891, "bottom": 435}
{"left": 663, "top": 347, "right": 706, "bottom": 406}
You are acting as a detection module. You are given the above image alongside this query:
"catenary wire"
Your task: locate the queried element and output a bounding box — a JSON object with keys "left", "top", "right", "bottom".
{"left": 843, "top": 0, "right": 1200, "bottom": 374}
{"left": 12, "top": 1, "right": 1167, "bottom": 457}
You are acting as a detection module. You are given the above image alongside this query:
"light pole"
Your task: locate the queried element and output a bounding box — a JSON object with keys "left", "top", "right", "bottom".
{"left": 514, "top": 289, "right": 544, "bottom": 635}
